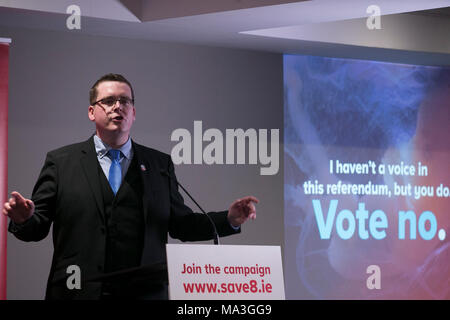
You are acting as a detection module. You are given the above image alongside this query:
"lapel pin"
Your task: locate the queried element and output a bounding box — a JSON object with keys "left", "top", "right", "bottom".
{"left": 140, "top": 164, "right": 147, "bottom": 172}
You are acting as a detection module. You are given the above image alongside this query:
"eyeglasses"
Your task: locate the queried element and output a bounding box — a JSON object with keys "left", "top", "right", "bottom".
{"left": 93, "top": 96, "right": 134, "bottom": 108}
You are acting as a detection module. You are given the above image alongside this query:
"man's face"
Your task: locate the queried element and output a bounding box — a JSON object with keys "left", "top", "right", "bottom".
{"left": 88, "top": 81, "right": 136, "bottom": 139}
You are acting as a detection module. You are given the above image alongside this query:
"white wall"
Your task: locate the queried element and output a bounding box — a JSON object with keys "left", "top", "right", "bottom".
{"left": 1, "top": 26, "right": 284, "bottom": 299}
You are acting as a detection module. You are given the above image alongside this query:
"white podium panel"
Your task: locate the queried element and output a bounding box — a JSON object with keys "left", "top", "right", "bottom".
{"left": 166, "top": 244, "right": 285, "bottom": 300}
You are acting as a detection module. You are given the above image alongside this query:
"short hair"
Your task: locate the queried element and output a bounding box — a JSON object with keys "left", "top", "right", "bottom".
{"left": 89, "top": 73, "right": 135, "bottom": 105}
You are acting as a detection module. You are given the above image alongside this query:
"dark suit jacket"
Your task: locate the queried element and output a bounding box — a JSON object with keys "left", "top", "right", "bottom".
{"left": 9, "top": 136, "right": 239, "bottom": 299}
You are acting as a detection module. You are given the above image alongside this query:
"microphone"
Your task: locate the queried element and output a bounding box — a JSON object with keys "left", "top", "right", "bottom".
{"left": 160, "top": 170, "right": 220, "bottom": 245}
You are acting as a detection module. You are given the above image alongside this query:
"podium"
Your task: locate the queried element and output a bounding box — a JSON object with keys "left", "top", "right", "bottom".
{"left": 85, "top": 262, "right": 169, "bottom": 299}
{"left": 166, "top": 244, "right": 285, "bottom": 300}
{"left": 85, "top": 262, "right": 168, "bottom": 284}
{"left": 84, "top": 244, "right": 285, "bottom": 300}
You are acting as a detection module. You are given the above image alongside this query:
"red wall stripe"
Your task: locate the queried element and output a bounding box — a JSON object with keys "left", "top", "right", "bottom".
{"left": 0, "top": 42, "right": 9, "bottom": 300}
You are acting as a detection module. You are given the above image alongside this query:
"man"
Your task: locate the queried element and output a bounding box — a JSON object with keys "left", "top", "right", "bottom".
{"left": 2, "top": 73, "right": 258, "bottom": 300}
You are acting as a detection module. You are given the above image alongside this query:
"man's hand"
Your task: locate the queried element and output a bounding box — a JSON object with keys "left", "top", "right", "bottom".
{"left": 227, "top": 196, "right": 259, "bottom": 228}
{"left": 2, "top": 191, "right": 34, "bottom": 224}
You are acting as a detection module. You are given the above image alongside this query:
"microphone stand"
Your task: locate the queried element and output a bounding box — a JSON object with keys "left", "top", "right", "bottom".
{"left": 160, "top": 170, "right": 220, "bottom": 245}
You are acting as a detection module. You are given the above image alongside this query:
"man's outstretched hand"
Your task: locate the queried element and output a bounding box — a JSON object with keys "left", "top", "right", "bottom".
{"left": 227, "top": 196, "right": 259, "bottom": 228}
{"left": 2, "top": 191, "right": 34, "bottom": 224}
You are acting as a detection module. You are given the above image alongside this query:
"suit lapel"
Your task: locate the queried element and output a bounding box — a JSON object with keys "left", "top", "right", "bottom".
{"left": 78, "top": 137, "right": 158, "bottom": 225}
{"left": 132, "top": 141, "right": 156, "bottom": 225}
{"left": 80, "top": 136, "right": 105, "bottom": 223}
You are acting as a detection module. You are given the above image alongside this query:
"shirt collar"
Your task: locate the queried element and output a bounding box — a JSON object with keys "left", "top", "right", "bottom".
{"left": 94, "top": 134, "right": 133, "bottom": 160}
